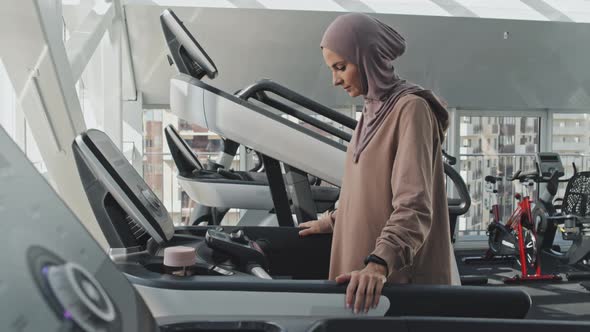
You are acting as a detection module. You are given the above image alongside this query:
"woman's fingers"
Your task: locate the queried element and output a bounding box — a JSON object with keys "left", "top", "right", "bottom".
{"left": 298, "top": 221, "right": 312, "bottom": 228}
{"left": 373, "top": 277, "right": 385, "bottom": 308}
{"left": 339, "top": 269, "right": 387, "bottom": 313}
{"left": 364, "top": 277, "right": 377, "bottom": 313}
{"left": 353, "top": 274, "right": 368, "bottom": 314}
{"left": 298, "top": 221, "right": 316, "bottom": 237}
{"left": 344, "top": 272, "right": 358, "bottom": 309}
{"left": 298, "top": 228, "right": 312, "bottom": 237}
{"left": 335, "top": 273, "right": 351, "bottom": 284}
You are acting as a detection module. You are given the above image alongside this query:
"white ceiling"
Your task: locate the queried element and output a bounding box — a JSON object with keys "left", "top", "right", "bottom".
{"left": 125, "top": 5, "right": 590, "bottom": 110}
{"left": 122, "top": 0, "right": 590, "bottom": 22}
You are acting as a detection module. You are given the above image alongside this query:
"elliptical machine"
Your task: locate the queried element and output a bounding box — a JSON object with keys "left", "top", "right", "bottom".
{"left": 533, "top": 156, "right": 590, "bottom": 278}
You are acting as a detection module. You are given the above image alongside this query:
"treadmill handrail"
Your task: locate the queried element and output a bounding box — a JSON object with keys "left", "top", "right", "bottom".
{"left": 256, "top": 92, "right": 353, "bottom": 142}
{"left": 445, "top": 162, "right": 471, "bottom": 215}
{"left": 237, "top": 79, "right": 357, "bottom": 130}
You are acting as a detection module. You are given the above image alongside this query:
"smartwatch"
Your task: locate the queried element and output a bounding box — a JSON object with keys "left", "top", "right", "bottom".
{"left": 364, "top": 254, "right": 388, "bottom": 270}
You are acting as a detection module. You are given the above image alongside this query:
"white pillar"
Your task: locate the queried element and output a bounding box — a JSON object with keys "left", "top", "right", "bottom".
{"left": 123, "top": 96, "right": 144, "bottom": 175}
{"left": 103, "top": 20, "right": 123, "bottom": 148}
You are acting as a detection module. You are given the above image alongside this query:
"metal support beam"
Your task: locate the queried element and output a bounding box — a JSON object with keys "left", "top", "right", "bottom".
{"left": 0, "top": 0, "right": 107, "bottom": 248}
{"left": 228, "top": 0, "right": 265, "bottom": 9}
{"left": 284, "top": 165, "right": 316, "bottom": 225}
{"left": 262, "top": 155, "right": 295, "bottom": 227}
{"left": 103, "top": 19, "right": 123, "bottom": 148}
{"left": 66, "top": 2, "right": 115, "bottom": 81}
{"left": 431, "top": 0, "right": 479, "bottom": 17}
{"left": 113, "top": 0, "right": 138, "bottom": 101}
{"left": 521, "top": 0, "right": 573, "bottom": 22}
{"left": 332, "top": 0, "right": 375, "bottom": 13}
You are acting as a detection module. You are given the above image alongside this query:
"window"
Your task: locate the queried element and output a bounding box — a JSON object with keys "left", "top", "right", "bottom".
{"left": 459, "top": 115, "right": 540, "bottom": 235}
{"left": 144, "top": 109, "right": 234, "bottom": 225}
{"left": 1, "top": 61, "right": 46, "bottom": 173}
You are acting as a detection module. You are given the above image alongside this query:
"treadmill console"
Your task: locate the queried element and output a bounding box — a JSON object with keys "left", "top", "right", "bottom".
{"left": 164, "top": 124, "right": 203, "bottom": 177}
{"left": 536, "top": 152, "right": 565, "bottom": 178}
{"left": 0, "top": 127, "right": 158, "bottom": 332}
{"left": 160, "top": 8, "right": 218, "bottom": 80}
{"left": 73, "top": 129, "right": 175, "bottom": 249}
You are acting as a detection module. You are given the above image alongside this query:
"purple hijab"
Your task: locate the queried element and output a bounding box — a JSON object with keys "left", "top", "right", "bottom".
{"left": 321, "top": 13, "right": 449, "bottom": 162}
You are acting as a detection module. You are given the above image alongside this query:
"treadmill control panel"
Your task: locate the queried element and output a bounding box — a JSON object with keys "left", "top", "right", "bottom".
{"left": 536, "top": 152, "right": 565, "bottom": 178}
{"left": 74, "top": 129, "right": 175, "bottom": 247}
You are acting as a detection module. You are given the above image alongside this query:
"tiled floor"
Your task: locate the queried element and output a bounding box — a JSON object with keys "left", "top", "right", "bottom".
{"left": 456, "top": 249, "right": 590, "bottom": 320}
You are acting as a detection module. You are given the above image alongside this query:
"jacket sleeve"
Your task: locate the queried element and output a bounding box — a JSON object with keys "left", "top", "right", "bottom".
{"left": 371, "top": 97, "right": 435, "bottom": 278}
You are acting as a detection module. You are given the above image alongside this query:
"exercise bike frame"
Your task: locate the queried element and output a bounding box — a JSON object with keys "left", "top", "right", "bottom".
{"left": 503, "top": 175, "right": 561, "bottom": 283}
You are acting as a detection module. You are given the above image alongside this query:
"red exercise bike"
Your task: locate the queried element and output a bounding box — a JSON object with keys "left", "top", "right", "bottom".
{"left": 487, "top": 165, "right": 562, "bottom": 283}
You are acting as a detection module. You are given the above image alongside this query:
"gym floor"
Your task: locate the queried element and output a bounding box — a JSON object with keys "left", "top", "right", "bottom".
{"left": 456, "top": 249, "right": 590, "bottom": 321}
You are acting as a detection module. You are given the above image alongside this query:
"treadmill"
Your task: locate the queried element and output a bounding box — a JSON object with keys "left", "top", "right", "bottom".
{"left": 71, "top": 127, "right": 529, "bottom": 320}
{"left": 165, "top": 124, "right": 339, "bottom": 226}
{"left": 160, "top": 9, "right": 470, "bottom": 231}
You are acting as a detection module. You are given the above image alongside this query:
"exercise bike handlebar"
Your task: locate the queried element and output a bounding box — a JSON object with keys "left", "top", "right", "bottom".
{"left": 510, "top": 160, "right": 542, "bottom": 183}
{"left": 484, "top": 175, "right": 503, "bottom": 184}
{"left": 511, "top": 169, "right": 568, "bottom": 184}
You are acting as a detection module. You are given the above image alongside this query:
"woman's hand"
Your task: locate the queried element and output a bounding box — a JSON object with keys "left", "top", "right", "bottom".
{"left": 298, "top": 219, "right": 333, "bottom": 237}
{"left": 335, "top": 263, "right": 387, "bottom": 314}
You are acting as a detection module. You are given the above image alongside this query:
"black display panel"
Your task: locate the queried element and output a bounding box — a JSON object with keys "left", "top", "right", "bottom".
{"left": 73, "top": 129, "right": 174, "bottom": 247}
{"left": 160, "top": 8, "right": 218, "bottom": 80}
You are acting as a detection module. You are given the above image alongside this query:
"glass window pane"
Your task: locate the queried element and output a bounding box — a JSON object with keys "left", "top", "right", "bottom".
{"left": 143, "top": 109, "right": 240, "bottom": 226}
{"left": 458, "top": 115, "right": 540, "bottom": 236}
{"left": 552, "top": 112, "right": 590, "bottom": 197}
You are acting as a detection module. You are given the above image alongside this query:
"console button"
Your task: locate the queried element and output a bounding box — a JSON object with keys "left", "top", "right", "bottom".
{"left": 46, "top": 262, "right": 116, "bottom": 331}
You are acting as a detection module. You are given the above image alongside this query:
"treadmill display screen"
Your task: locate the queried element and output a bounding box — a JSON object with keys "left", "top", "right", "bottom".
{"left": 161, "top": 9, "right": 218, "bottom": 80}
{"left": 0, "top": 128, "right": 158, "bottom": 332}
{"left": 540, "top": 155, "right": 559, "bottom": 162}
{"left": 82, "top": 129, "right": 174, "bottom": 242}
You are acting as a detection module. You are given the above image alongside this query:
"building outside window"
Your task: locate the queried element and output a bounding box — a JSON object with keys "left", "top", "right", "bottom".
{"left": 458, "top": 115, "right": 540, "bottom": 236}
{"left": 551, "top": 113, "right": 590, "bottom": 197}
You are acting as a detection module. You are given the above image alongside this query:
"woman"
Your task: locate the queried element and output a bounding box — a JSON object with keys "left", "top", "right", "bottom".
{"left": 299, "top": 13, "right": 459, "bottom": 314}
